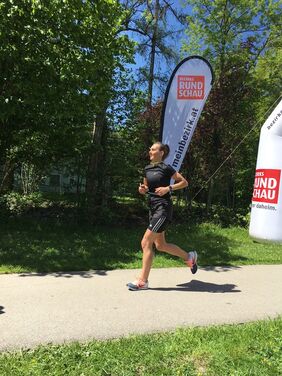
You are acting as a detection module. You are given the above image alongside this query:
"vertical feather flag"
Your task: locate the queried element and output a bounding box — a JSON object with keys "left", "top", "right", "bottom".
{"left": 160, "top": 56, "right": 214, "bottom": 171}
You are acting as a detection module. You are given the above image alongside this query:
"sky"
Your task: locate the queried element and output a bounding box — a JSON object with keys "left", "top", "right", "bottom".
{"left": 124, "top": 0, "right": 279, "bottom": 102}
{"left": 125, "top": 0, "right": 193, "bottom": 101}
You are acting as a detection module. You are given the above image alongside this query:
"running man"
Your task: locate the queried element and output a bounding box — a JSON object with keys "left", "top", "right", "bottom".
{"left": 127, "top": 142, "right": 198, "bottom": 291}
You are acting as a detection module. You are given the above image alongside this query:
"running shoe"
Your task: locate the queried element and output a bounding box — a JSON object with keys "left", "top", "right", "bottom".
{"left": 126, "top": 279, "right": 149, "bottom": 291}
{"left": 185, "top": 251, "right": 198, "bottom": 274}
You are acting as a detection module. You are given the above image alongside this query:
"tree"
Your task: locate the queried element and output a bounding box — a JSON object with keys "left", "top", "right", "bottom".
{"left": 121, "top": 0, "right": 186, "bottom": 104}
{"left": 0, "top": 0, "right": 133, "bottom": 199}
{"left": 119, "top": 0, "right": 188, "bottom": 157}
{"left": 181, "top": 0, "right": 282, "bottom": 213}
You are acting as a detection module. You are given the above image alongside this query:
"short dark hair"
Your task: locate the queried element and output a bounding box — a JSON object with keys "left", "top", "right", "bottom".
{"left": 155, "top": 142, "right": 170, "bottom": 160}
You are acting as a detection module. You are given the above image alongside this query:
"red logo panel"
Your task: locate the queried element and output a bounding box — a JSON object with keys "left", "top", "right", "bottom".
{"left": 177, "top": 75, "right": 205, "bottom": 100}
{"left": 252, "top": 169, "right": 281, "bottom": 204}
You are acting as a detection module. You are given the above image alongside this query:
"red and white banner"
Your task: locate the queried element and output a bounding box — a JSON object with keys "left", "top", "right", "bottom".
{"left": 252, "top": 169, "right": 281, "bottom": 204}
{"left": 249, "top": 99, "right": 282, "bottom": 243}
{"left": 160, "top": 56, "right": 214, "bottom": 171}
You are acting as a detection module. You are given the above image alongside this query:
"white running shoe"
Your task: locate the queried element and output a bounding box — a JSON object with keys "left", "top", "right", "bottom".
{"left": 126, "top": 279, "right": 149, "bottom": 291}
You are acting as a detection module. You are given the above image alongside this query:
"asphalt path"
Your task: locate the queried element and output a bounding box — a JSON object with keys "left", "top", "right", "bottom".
{"left": 0, "top": 265, "right": 282, "bottom": 351}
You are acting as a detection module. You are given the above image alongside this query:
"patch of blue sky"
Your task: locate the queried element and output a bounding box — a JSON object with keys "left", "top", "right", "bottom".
{"left": 124, "top": 1, "right": 193, "bottom": 101}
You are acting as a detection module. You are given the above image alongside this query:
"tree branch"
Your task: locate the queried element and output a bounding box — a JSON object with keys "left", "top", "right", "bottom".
{"left": 162, "top": 0, "right": 186, "bottom": 25}
{"left": 201, "top": 2, "right": 221, "bottom": 28}
{"left": 120, "top": 26, "right": 148, "bottom": 36}
{"left": 235, "top": 27, "right": 270, "bottom": 35}
{"left": 220, "top": 0, "right": 229, "bottom": 29}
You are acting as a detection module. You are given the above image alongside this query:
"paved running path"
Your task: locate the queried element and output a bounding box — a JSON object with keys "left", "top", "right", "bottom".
{"left": 0, "top": 265, "right": 282, "bottom": 351}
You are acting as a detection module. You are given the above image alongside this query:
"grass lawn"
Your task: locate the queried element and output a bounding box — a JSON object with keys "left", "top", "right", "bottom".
{"left": 0, "top": 219, "right": 281, "bottom": 273}
{"left": 0, "top": 317, "right": 281, "bottom": 375}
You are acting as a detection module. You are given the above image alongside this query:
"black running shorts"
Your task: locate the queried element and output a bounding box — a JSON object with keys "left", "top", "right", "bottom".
{"left": 148, "top": 201, "right": 173, "bottom": 233}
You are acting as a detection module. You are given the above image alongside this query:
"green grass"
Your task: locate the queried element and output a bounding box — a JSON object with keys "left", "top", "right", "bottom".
{"left": 1, "top": 218, "right": 281, "bottom": 374}
{"left": 0, "top": 219, "right": 281, "bottom": 274}
{"left": 0, "top": 317, "right": 281, "bottom": 375}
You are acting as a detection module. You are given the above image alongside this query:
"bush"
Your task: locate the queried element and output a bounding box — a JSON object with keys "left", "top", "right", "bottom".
{"left": 0, "top": 191, "right": 44, "bottom": 216}
{"left": 172, "top": 201, "right": 250, "bottom": 228}
{"left": 209, "top": 205, "right": 250, "bottom": 227}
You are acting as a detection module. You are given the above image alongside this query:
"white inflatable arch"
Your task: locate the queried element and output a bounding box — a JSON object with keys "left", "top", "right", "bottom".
{"left": 249, "top": 99, "right": 282, "bottom": 243}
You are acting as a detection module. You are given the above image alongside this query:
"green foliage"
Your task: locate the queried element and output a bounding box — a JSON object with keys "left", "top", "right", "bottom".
{"left": 181, "top": 0, "right": 282, "bottom": 212}
{"left": 254, "top": 37, "right": 282, "bottom": 117}
{"left": 204, "top": 205, "right": 250, "bottom": 228}
{"left": 0, "top": 0, "right": 281, "bottom": 220}
{"left": 183, "top": 0, "right": 281, "bottom": 69}
{"left": 0, "top": 0, "right": 133, "bottom": 190}
{"left": 106, "top": 89, "right": 158, "bottom": 198}
{"left": 0, "top": 191, "right": 44, "bottom": 215}
{"left": 18, "top": 162, "right": 45, "bottom": 194}
{"left": 121, "top": 0, "right": 185, "bottom": 101}
{"left": 0, "top": 191, "right": 82, "bottom": 219}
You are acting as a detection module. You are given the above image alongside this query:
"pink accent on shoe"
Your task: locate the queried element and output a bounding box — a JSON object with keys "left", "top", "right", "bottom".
{"left": 185, "top": 259, "right": 193, "bottom": 268}
{"left": 185, "top": 251, "right": 196, "bottom": 268}
{"left": 136, "top": 279, "right": 146, "bottom": 288}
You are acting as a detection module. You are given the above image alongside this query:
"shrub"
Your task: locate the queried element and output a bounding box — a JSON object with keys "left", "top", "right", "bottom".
{"left": 0, "top": 191, "right": 44, "bottom": 216}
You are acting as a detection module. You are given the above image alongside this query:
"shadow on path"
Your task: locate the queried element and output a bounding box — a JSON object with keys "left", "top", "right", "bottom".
{"left": 201, "top": 266, "right": 241, "bottom": 273}
{"left": 18, "top": 270, "right": 107, "bottom": 278}
{"left": 149, "top": 279, "right": 241, "bottom": 293}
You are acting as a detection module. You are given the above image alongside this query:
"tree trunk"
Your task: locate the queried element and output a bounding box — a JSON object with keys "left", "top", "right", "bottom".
{"left": 141, "top": 0, "right": 160, "bottom": 152}
{"left": 206, "top": 178, "right": 214, "bottom": 215}
{"left": 0, "top": 159, "right": 15, "bottom": 194}
{"left": 85, "top": 110, "right": 107, "bottom": 219}
{"left": 147, "top": 0, "right": 159, "bottom": 107}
